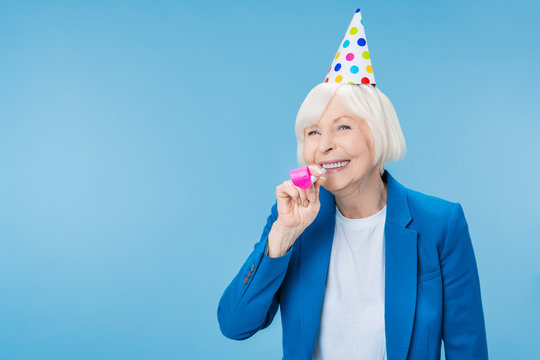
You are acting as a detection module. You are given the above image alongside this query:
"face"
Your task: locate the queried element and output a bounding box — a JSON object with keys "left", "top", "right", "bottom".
{"left": 303, "top": 94, "right": 378, "bottom": 194}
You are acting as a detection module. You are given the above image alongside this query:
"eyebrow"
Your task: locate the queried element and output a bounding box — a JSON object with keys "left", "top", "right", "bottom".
{"left": 332, "top": 115, "right": 351, "bottom": 122}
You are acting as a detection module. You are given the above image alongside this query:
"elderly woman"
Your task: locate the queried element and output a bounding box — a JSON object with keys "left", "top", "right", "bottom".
{"left": 218, "top": 9, "right": 488, "bottom": 360}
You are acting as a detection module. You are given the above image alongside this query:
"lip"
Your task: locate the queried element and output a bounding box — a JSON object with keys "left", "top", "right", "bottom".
{"left": 321, "top": 160, "right": 351, "bottom": 174}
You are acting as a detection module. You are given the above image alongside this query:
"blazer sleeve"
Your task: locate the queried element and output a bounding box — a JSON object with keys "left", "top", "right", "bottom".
{"left": 217, "top": 201, "right": 294, "bottom": 340}
{"left": 441, "top": 202, "right": 489, "bottom": 359}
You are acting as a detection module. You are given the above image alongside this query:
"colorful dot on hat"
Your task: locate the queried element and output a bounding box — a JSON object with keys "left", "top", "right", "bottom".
{"left": 362, "top": 51, "right": 370, "bottom": 59}
{"left": 357, "top": 38, "right": 366, "bottom": 46}
{"left": 343, "top": 40, "right": 350, "bottom": 48}
{"left": 335, "top": 75, "right": 343, "bottom": 83}
{"left": 348, "top": 81, "right": 354, "bottom": 84}
{"left": 366, "top": 65, "right": 373, "bottom": 73}
{"left": 346, "top": 53, "right": 354, "bottom": 61}
{"left": 328, "top": 66, "right": 331, "bottom": 73}
{"left": 350, "top": 65, "right": 359, "bottom": 74}
{"left": 361, "top": 19, "right": 363, "bottom": 25}
{"left": 325, "top": 78, "right": 329, "bottom": 83}
{"left": 335, "top": 52, "right": 340, "bottom": 60}
{"left": 361, "top": 77, "right": 370, "bottom": 84}
{"left": 350, "top": 27, "right": 358, "bottom": 35}
{"left": 356, "top": 8, "right": 360, "bottom": 13}
{"left": 334, "top": 63, "right": 342, "bottom": 71}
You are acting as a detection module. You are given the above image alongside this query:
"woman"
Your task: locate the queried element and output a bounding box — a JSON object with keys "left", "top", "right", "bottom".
{"left": 218, "top": 9, "right": 488, "bottom": 360}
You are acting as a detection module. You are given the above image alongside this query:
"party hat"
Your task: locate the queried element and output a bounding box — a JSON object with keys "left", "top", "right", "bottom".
{"left": 324, "top": 8, "right": 375, "bottom": 85}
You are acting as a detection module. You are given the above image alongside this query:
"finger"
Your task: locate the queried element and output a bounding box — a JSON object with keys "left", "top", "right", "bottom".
{"left": 314, "top": 176, "right": 326, "bottom": 201}
{"left": 308, "top": 179, "right": 319, "bottom": 202}
{"left": 276, "top": 181, "right": 297, "bottom": 205}
{"left": 289, "top": 181, "right": 308, "bottom": 207}
{"left": 288, "top": 179, "right": 310, "bottom": 207}
{"left": 297, "top": 187, "right": 309, "bottom": 207}
{"left": 307, "top": 185, "right": 315, "bottom": 202}
{"left": 306, "top": 165, "right": 324, "bottom": 201}
{"left": 284, "top": 181, "right": 303, "bottom": 206}
{"left": 307, "top": 164, "right": 325, "bottom": 178}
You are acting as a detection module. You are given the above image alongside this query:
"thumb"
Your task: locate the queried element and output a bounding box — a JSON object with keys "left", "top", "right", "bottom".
{"left": 314, "top": 176, "right": 326, "bottom": 200}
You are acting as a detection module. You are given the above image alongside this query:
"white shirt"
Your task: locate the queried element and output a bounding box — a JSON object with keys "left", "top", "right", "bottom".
{"left": 312, "top": 204, "right": 387, "bottom": 360}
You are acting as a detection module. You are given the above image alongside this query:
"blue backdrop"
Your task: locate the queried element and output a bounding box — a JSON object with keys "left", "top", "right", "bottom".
{"left": 1, "top": 0, "right": 539, "bottom": 359}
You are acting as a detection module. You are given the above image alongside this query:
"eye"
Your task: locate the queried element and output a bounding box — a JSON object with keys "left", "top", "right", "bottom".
{"left": 307, "top": 125, "right": 350, "bottom": 136}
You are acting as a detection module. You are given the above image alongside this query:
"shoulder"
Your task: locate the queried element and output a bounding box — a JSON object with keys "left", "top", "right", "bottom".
{"left": 402, "top": 186, "right": 470, "bottom": 261}
{"left": 404, "top": 186, "right": 462, "bottom": 230}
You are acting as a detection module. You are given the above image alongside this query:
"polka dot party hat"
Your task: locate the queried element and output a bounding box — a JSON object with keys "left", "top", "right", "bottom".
{"left": 324, "top": 8, "right": 375, "bottom": 85}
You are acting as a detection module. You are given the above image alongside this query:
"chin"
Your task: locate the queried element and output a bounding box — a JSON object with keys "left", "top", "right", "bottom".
{"left": 322, "top": 177, "right": 350, "bottom": 191}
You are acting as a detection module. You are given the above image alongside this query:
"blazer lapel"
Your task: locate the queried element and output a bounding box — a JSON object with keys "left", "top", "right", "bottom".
{"left": 298, "top": 185, "right": 336, "bottom": 359}
{"left": 298, "top": 170, "right": 418, "bottom": 360}
{"left": 384, "top": 169, "right": 417, "bottom": 360}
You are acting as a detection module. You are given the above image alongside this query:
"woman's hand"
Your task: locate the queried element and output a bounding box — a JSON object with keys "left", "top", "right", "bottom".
{"left": 266, "top": 165, "right": 326, "bottom": 257}
{"left": 274, "top": 165, "right": 326, "bottom": 233}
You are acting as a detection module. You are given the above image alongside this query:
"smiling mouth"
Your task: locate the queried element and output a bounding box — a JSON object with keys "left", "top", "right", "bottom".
{"left": 322, "top": 160, "right": 351, "bottom": 173}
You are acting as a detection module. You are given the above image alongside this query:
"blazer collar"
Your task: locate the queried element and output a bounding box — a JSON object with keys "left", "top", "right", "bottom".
{"left": 382, "top": 170, "right": 413, "bottom": 228}
{"left": 299, "top": 169, "right": 418, "bottom": 360}
{"left": 316, "top": 169, "right": 412, "bottom": 227}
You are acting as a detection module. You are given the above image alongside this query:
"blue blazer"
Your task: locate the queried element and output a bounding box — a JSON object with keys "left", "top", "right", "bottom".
{"left": 218, "top": 170, "right": 488, "bottom": 359}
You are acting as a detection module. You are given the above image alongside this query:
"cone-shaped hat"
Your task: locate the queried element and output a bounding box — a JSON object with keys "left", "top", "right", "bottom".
{"left": 324, "top": 8, "right": 375, "bottom": 85}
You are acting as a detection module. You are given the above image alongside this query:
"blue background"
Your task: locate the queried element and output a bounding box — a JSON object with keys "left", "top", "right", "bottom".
{"left": 1, "top": 0, "right": 539, "bottom": 359}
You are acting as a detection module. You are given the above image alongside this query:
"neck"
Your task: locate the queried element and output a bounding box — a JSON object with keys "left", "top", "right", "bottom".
{"left": 333, "top": 168, "right": 387, "bottom": 219}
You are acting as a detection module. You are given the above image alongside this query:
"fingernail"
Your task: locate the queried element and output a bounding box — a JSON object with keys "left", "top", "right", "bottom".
{"left": 320, "top": 167, "right": 326, "bottom": 175}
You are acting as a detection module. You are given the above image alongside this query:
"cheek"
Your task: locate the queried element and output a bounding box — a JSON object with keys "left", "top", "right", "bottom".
{"left": 356, "top": 123, "right": 375, "bottom": 153}
{"left": 347, "top": 143, "right": 372, "bottom": 165}
{"left": 304, "top": 138, "right": 316, "bottom": 151}
{"left": 347, "top": 135, "right": 370, "bottom": 156}
{"left": 303, "top": 141, "right": 313, "bottom": 160}
{"left": 355, "top": 134, "right": 374, "bottom": 157}
{"left": 364, "top": 130, "right": 375, "bottom": 154}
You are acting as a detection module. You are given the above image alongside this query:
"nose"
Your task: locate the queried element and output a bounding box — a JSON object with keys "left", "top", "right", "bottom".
{"left": 318, "top": 132, "right": 336, "bottom": 153}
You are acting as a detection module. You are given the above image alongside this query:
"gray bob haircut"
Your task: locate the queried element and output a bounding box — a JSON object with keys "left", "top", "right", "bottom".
{"left": 295, "top": 83, "right": 406, "bottom": 176}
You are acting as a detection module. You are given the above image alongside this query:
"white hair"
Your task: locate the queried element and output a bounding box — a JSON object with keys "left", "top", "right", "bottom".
{"left": 295, "top": 83, "right": 406, "bottom": 176}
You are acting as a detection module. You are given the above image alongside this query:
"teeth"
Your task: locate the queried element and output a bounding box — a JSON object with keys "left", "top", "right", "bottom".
{"left": 322, "top": 161, "right": 350, "bottom": 169}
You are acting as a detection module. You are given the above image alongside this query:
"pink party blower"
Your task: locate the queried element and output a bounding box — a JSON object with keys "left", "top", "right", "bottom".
{"left": 290, "top": 166, "right": 326, "bottom": 189}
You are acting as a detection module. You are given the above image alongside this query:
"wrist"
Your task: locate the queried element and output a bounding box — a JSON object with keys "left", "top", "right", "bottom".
{"left": 267, "top": 222, "right": 300, "bottom": 258}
